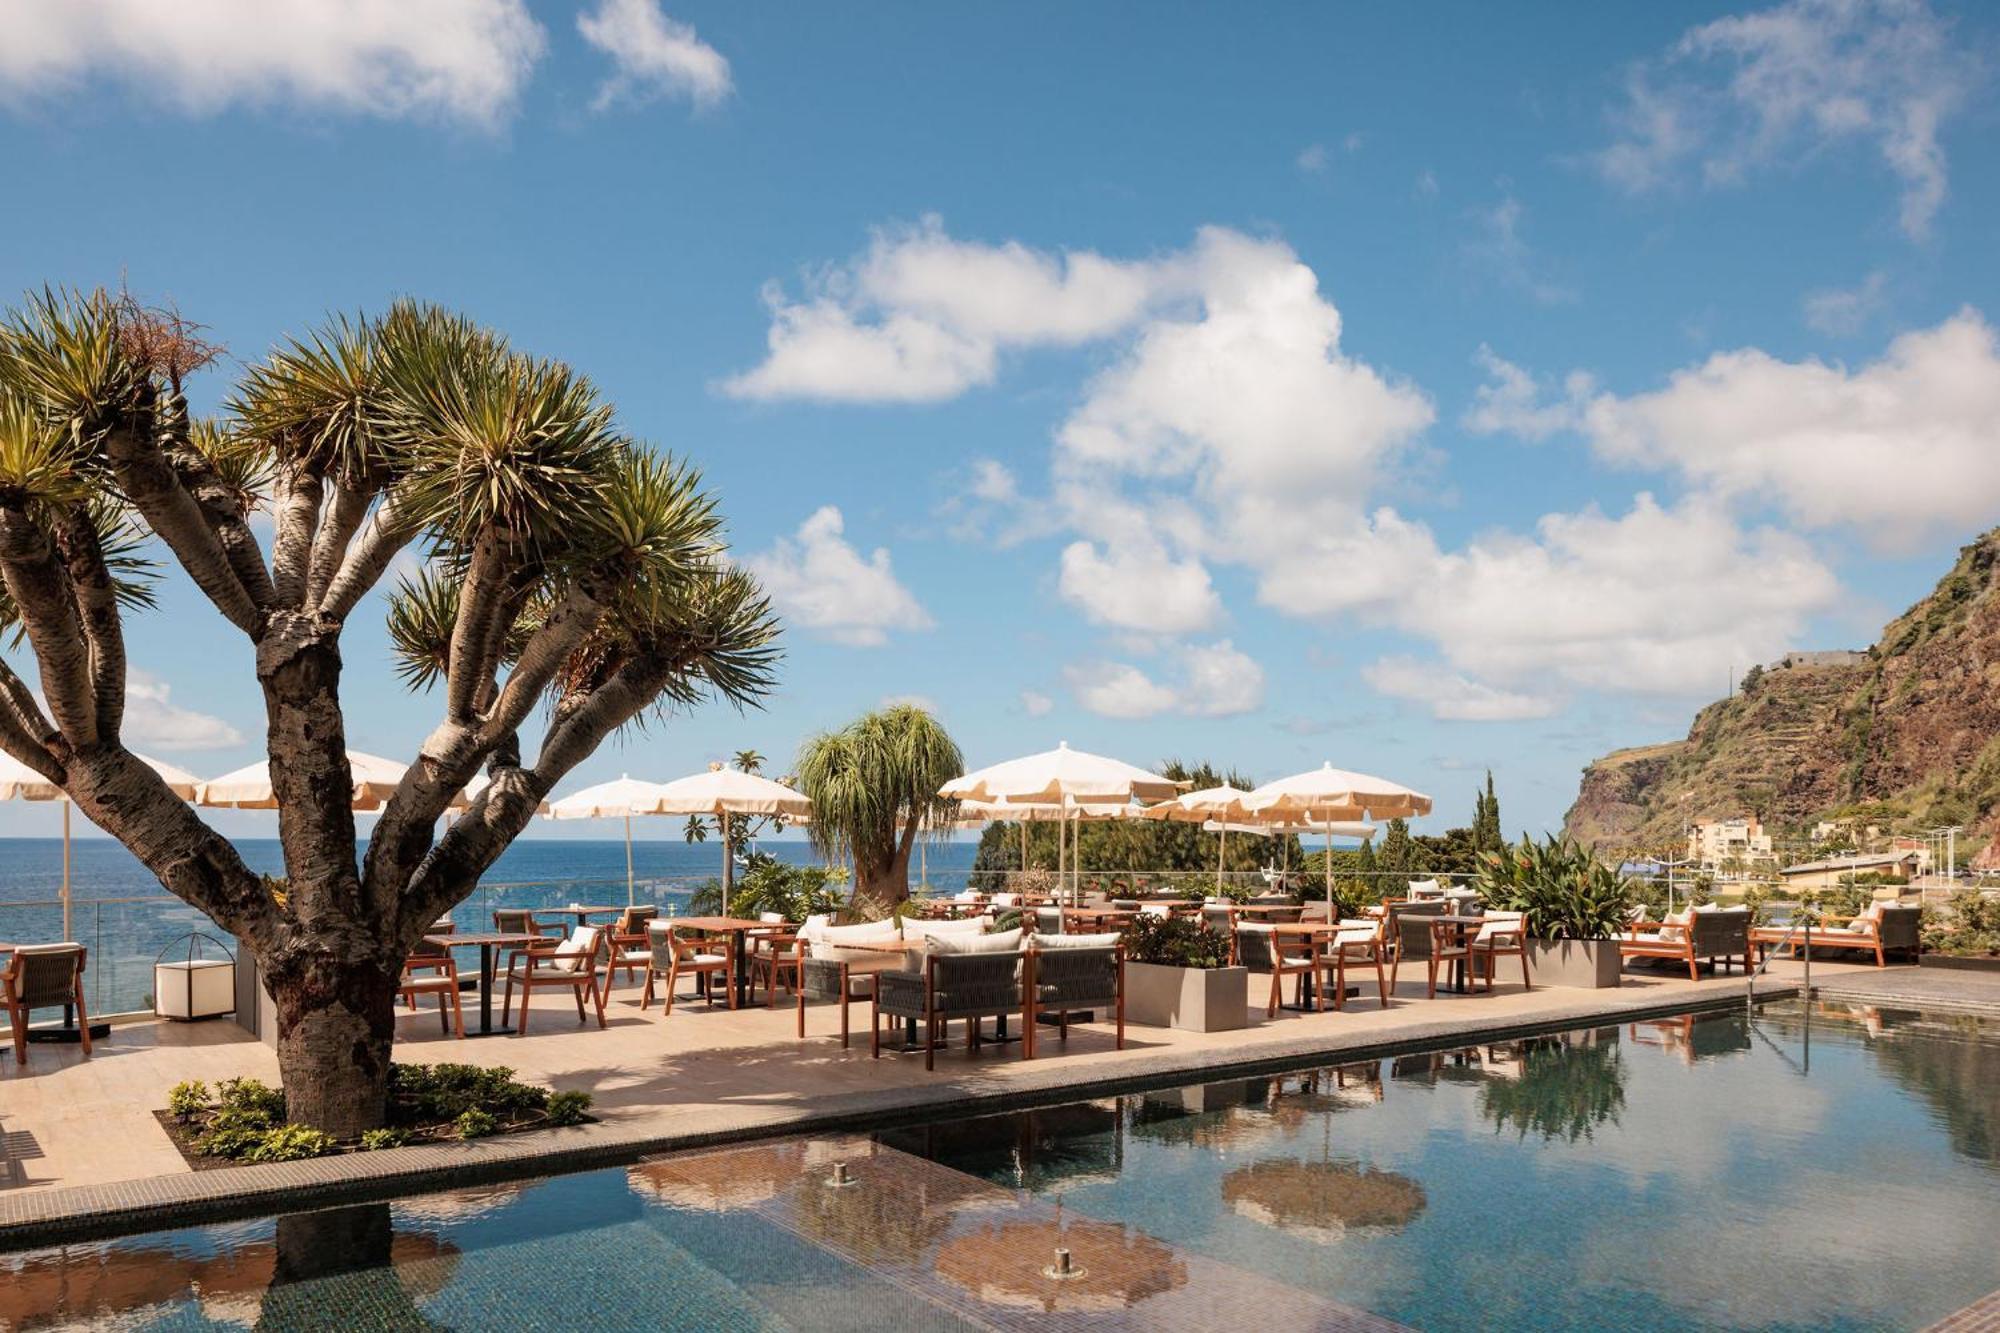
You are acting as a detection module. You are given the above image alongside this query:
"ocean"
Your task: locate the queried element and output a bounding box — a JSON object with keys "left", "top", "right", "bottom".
{"left": 0, "top": 835, "right": 982, "bottom": 1017}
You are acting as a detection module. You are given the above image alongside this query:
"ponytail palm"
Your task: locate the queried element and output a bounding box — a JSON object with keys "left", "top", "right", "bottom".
{"left": 796, "top": 705, "right": 963, "bottom": 914}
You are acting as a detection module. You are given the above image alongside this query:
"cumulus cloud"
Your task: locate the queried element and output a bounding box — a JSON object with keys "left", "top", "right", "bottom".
{"left": 723, "top": 216, "right": 1176, "bottom": 402}
{"left": 0, "top": 0, "right": 545, "bottom": 126}
{"left": 1581, "top": 309, "right": 2000, "bottom": 545}
{"left": 1058, "top": 537, "right": 1221, "bottom": 635}
{"left": 1066, "top": 641, "right": 1266, "bottom": 720}
{"left": 1362, "top": 659, "right": 1559, "bottom": 722}
{"left": 122, "top": 670, "right": 244, "bottom": 751}
{"left": 578, "top": 0, "right": 731, "bottom": 110}
{"left": 1463, "top": 345, "right": 1594, "bottom": 440}
{"left": 743, "top": 506, "right": 933, "bottom": 647}
{"left": 1019, "top": 690, "right": 1054, "bottom": 718}
{"left": 1593, "top": 0, "right": 1978, "bottom": 239}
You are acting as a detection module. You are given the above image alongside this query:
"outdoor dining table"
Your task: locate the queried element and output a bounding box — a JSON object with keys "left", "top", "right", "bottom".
{"left": 550, "top": 904, "right": 626, "bottom": 927}
{"left": 667, "top": 916, "right": 777, "bottom": 1009}
{"left": 1060, "top": 906, "right": 1135, "bottom": 932}
{"left": 426, "top": 931, "right": 545, "bottom": 1036}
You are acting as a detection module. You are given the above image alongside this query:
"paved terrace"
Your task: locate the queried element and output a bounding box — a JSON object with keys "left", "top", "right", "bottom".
{"left": 0, "top": 956, "right": 1887, "bottom": 1244}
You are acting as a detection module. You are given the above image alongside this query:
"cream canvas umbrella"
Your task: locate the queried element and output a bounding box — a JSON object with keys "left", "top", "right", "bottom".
{"left": 196, "top": 751, "right": 435, "bottom": 812}
{"left": 546, "top": 774, "right": 673, "bottom": 906}
{"left": 1246, "top": 764, "right": 1428, "bottom": 910}
{"left": 640, "top": 764, "right": 812, "bottom": 915}
{"left": 941, "top": 744, "right": 1178, "bottom": 903}
{"left": 1147, "top": 785, "right": 1258, "bottom": 894}
{"left": 0, "top": 749, "right": 201, "bottom": 940}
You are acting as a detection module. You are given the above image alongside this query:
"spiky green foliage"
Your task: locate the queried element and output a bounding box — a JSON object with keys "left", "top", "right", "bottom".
{"left": 386, "top": 566, "right": 464, "bottom": 691}
{"left": 1477, "top": 834, "right": 1635, "bottom": 940}
{"left": 0, "top": 288, "right": 141, "bottom": 444}
{"left": 796, "top": 705, "right": 963, "bottom": 897}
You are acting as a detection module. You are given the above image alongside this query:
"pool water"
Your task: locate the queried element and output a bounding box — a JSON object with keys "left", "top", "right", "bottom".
{"left": 3, "top": 999, "right": 1996, "bottom": 1331}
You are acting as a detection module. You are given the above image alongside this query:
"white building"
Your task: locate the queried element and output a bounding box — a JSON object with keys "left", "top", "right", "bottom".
{"left": 1688, "top": 817, "right": 1776, "bottom": 873}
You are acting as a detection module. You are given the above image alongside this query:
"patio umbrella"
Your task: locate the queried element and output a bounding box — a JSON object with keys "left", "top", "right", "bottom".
{"left": 626, "top": 1140, "right": 814, "bottom": 1212}
{"left": 1147, "top": 785, "right": 1257, "bottom": 894}
{"left": 1245, "top": 764, "right": 1429, "bottom": 909}
{"left": 196, "top": 751, "right": 442, "bottom": 812}
{"left": 932, "top": 1212, "right": 1187, "bottom": 1315}
{"left": 940, "top": 744, "right": 1178, "bottom": 903}
{"left": 641, "top": 763, "right": 812, "bottom": 915}
{"left": 0, "top": 749, "right": 201, "bottom": 940}
{"left": 1220, "top": 1158, "right": 1426, "bottom": 1244}
{"left": 546, "top": 774, "right": 672, "bottom": 906}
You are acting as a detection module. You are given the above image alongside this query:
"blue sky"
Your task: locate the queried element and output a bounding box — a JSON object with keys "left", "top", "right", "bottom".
{"left": 2, "top": 0, "right": 1997, "bottom": 842}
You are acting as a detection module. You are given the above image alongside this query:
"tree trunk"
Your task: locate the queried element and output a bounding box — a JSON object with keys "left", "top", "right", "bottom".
{"left": 853, "top": 843, "right": 915, "bottom": 917}
{"left": 266, "top": 949, "right": 398, "bottom": 1137}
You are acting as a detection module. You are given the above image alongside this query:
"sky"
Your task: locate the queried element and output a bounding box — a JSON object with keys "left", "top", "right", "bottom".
{"left": 0, "top": 0, "right": 1997, "bottom": 842}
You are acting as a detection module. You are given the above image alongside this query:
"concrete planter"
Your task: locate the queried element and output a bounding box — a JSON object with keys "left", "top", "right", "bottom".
{"left": 1125, "top": 962, "right": 1251, "bottom": 1032}
{"left": 1527, "top": 938, "right": 1623, "bottom": 989}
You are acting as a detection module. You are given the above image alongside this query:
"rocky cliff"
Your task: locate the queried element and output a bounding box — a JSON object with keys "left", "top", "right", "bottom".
{"left": 1563, "top": 528, "right": 2000, "bottom": 862}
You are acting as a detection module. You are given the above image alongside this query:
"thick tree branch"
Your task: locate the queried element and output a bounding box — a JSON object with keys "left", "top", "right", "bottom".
{"left": 0, "top": 673, "right": 63, "bottom": 783}
{"left": 270, "top": 465, "right": 323, "bottom": 608}
{"left": 478, "top": 582, "right": 605, "bottom": 747}
{"left": 303, "top": 483, "right": 369, "bottom": 609}
{"left": 0, "top": 507, "right": 97, "bottom": 742}
{"left": 182, "top": 455, "right": 277, "bottom": 611}
{"left": 0, "top": 655, "right": 58, "bottom": 754}
{"left": 257, "top": 610, "right": 362, "bottom": 916}
{"left": 443, "top": 529, "right": 510, "bottom": 723}
{"left": 52, "top": 505, "right": 127, "bottom": 742}
{"left": 103, "top": 411, "right": 261, "bottom": 635}
{"left": 319, "top": 492, "right": 416, "bottom": 620}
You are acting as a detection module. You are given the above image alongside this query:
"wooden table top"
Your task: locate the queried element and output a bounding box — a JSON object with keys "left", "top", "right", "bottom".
{"left": 428, "top": 931, "right": 544, "bottom": 947}
{"left": 553, "top": 904, "right": 626, "bottom": 915}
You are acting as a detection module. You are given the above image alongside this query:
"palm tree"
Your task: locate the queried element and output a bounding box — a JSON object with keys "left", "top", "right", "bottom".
{"left": 0, "top": 289, "right": 779, "bottom": 1134}
{"left": 795, "top": 705, "right": 962, "bottom": 913}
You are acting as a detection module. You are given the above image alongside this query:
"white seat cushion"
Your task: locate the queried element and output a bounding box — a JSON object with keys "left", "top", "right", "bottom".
{"left": 1474, "top": 912, "right": 1524, "bottom": 946}
{"left": 929, "top": 927, "right": 1024, "bottom": 955}
{"left": 813, "top": 933, "right": 906, "bottom": 967}
{"left": 1035, "top": 931, "right": 1121, "bottom": 950}
{"left": 806, "top": 918, "right": 896, "bottom": 945}
{"left": 902, "top": 916, "right": 991, "bottom": 941}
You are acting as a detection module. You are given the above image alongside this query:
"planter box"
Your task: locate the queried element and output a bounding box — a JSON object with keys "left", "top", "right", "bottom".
{"left": 1125, "top": 962, "right": 1251, "bottom": 1031}
{"left": 1527, "top": 938, "right": 1623, "bottom": 989}
{"left": 1918, "top": 952, "right": 2000, "bottom": 973}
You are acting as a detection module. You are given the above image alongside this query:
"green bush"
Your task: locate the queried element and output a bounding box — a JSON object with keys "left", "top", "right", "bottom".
{"left": 687, "top": 850, "right": 847, "bottom": 920}
{"left": 193, "top": 1125, "right": 269, "bottom": 1160}
{"left": 1478, "top": 835, "right": 1634, "bottom": 941}
{"left": 167, "top": 1080, "right": 211, "bottom": 1122}
{"left": 359, "top": 1128, "right": 410, "bottom": 1151}
{"left": 545, "top": 1090, "right": 592, "bottom": 1126}
{"left": 216, "top": 1077, "right": 286, "bottom": 1121}
{"left": 455, "top": 1108, "right": 497, "bottom": 1140}
{"left": 1119, "top": 914, "right": 1230, "bottom": 969}
{"left": 390, "top": 1062, "right": 548, "bottom": 1123}
{"left": 244, "top": 1124, "right": 336, "bottom": 1163}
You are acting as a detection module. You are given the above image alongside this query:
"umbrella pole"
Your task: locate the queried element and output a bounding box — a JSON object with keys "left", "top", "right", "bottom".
{"left": 61, "top": 800, "right": 72, "bottom": 941}
{"left": 1325, "top": 826, "right": 1333, "bottom": 919}
{"left": 1217, "top": 826, "right": 1225, "bottom": 895}
{"left": 624, "top": 813, "right": 635, "bottom": 907}
{"left": 719, "top": 810, "right": 731, "bottom": 917}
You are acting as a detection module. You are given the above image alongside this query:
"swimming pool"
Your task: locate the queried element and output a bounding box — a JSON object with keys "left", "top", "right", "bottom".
{"left": 4, "top": 999, "right": 1995, "bottom": 1330}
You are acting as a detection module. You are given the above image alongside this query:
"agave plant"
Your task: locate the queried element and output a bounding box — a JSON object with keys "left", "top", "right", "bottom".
{"left": 1477, "top": 834, "right": 1634, "bottom": 940}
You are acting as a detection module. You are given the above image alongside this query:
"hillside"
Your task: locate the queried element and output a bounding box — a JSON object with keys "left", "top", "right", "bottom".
{"left": 1563, "top": 528, "right": 2000, "bottom": 862}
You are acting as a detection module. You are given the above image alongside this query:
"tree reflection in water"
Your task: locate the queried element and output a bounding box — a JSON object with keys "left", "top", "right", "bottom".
{"left": 1478, "top": 1029, "right": 1628, "bottom": 1143}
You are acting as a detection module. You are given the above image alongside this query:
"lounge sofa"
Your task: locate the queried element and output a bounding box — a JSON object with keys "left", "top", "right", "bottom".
{"left": 1621, "top": 904, "right": 1752, "bottom": 980}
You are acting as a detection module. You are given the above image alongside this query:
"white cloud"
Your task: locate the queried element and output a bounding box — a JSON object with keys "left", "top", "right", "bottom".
{"left": 1296, "top": 143, "right": 1329, "bottom": 174}
{"left": 122, "top": 670, "right": 244, "bottom": 751}
{"left": 1580, "top": 309, "right": 2000, "bottom": 545}
{"left": 1593, "top": 0, "right": 1977, "bottom": 239}
{"left": 1801, "top": 271, "right": 1887, "bottom": 335}
{"left": 968, "top": 458, "right": 1017, "bottom": 503}
{"left": 1058, "top": 537, "right": 1220, "bottom": 635}
{"left": 1465, "top": 194, "right": 1575, "bottom": 305}
{"left": 743, "top": 506, "right": 933, "bottom": 647}
{"left": 0, "top": 0, "right": 545, "bottom": 126}
{"left": 1362, "top": 658, "right": 1559, "bottom": 722}
{"left": 1065, "top": 661, "right": 1180, "bottom": 720}
{"left": 578, "top": 0, "right": 730, "bottom": 110}
{"left": 1019, "top": 690, "right": 1054, "bottom": 718}
{"left": 723, "top": 216, "right": 1175, "bottom": 403}
{"left": 1463, "top": 345, "right": 1594, "bottom": 440}
{"left": 1415, "top": 169, "right": 1440, "bottom": 198}
{"left": 1066, "top": 641, "right": 1266, "bottom": 720}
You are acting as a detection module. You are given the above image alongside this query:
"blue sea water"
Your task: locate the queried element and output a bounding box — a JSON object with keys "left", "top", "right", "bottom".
{"left": 0, "top": 835, "right": 981, "bottom": 1015}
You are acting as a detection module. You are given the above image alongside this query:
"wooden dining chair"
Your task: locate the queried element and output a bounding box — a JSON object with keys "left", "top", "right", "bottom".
{"left": 501, "top": 925, "right": 607, "bottom": 1034}
{"left": 1422, "top": 917, "right": 1478, "bottom": 999}
{"left": 643, "top": 922, "right": 736, "bottom": 1013}
{"left": 1469, "top": 910, "right": 1532, "bottom": 991}
{"left": 5, "top": 944, "right": 90, "bottom": 1065}
{"left": 606, "top": 905, "right": 659, "bottom": 988}
{"left": 751, "top": 929, "right": 804, "bottom": 1006}
{"left": 1265, "top": 930, "right": 1323, "bottom": 1017}
{"left": 1313, "top": 920, "right": 1391, "bottom": 1010}
{"left": 400, "top": 950, "right": 465, "bottom": 1038}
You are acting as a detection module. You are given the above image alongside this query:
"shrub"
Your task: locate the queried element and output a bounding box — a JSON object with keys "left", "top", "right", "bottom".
{"left": 1478, "top": 836, "right": 1634, "bottom": 941}
{"left": 167, "top": 1080, "right": 211, "bottom": 1122}
{"left": 244, "top": 1124, "right": 336, "bottom": 1163}
{"left": 1120, "top": 914, "right": 1231, "bottom": 969}
{"left": 390, "top": 1062, "right": 548, "bottom": 1123}
{"left": 455, "top": 1108, "right": 497, "bottom": 1140}
{"left": 216, "top": 1077, "right": 285, "bottom": 1121}
{"left": 687, "top": 850, "right": 847, "bottom": 921}
{"left": 360, "top": 1128, "right": 410, "bottom": 1151}
{"left": 990, "top": 908, "right": 1023, "bottom": 933}
{"left": 193, "top": 1125, "right": 269, "bottom": 1160}
{"left": 545, "top": 1090, "right": 592, "bottom": 1126}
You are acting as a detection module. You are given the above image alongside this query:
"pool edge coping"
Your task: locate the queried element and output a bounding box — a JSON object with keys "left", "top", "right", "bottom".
{"left": 0, "top": 981, "right": 1799, "bottom": 1251}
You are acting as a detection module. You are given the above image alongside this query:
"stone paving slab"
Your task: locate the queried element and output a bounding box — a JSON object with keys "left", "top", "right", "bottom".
{"left": 0, "top": 970, "right": 1811, "bottom": 1250}
{"left": 1809, "top": 965, "right": 2000, "bottom": 1014}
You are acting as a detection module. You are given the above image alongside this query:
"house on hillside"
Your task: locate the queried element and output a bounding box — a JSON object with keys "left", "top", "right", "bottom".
{"left": 1779, "top": 851, "right": 1924, "bottom": 890}
{"left": 1688, "top": 817, "right": 1776, "bottom": 874}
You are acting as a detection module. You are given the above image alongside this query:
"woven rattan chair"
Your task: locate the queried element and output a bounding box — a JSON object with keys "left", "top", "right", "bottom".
{"left": 1028, "top": 943, "right": 1124, "bottom": 1051}
{"left": 643, "top": 922, "right": 735, "bottom": 1013}
{"left": 872, "top": 949, "right": 1029, "bottom": 1072}
{"left": 5, "top": 944, "right": 90, "bottom": 1064}
{"left": 606, "top": 905, "right": 659, "bottom": 987}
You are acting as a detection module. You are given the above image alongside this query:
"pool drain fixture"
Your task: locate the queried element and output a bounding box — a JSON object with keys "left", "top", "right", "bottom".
{"left": 825, "top": 1161, "right": 859, "bottom": 1189}
{"left": 1043, "top": 1247, "right": 1086, "bottom": 1282}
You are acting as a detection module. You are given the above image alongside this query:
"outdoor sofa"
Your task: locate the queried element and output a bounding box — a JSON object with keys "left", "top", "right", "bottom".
{"left": 1621, "top": 904, "right": 1752, "bottom": 980}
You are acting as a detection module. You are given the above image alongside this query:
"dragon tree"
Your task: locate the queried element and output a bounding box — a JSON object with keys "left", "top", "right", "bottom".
{"left": 0, "top": 290, "right": 778, "bottom": 1136}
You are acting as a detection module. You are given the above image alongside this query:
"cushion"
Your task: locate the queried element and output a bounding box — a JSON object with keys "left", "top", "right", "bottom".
{"left": 1140, "top": 903, "right": 1172, "bottom": 917}
{"left": 812, "top": 933, "right": 905, "bottom": 967}
{"left": 759, "top": 911, "right": 787, "bottom": 924}
{"left": 616, "top": 948, "right": 649, "bottom": 965}
{"left": 1408, "top": 879, "right": 1443, "bottom": 898}
{"left": 807, "top": 918, "right": 896, "bottom": 944}
{"left": 1695, "top": 903, "right": 1749, "bottom": 913}
{"left": 1474, "top": 912, "right": 1522, "bottom": 945}
{"left": 1036, "top": 931, "right": 1122, "bottom": 950}
{"left": 991, "top": 892, "right": 1021, "bottom": 908}
{"left": 929, "top": 927, "right": 1024, "bottom": 955}
{"left": 952, "top": 890, "right": 981, "bottom": 902}
{"left": 902, "top": 916, "right": 991, "bottom": 941}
